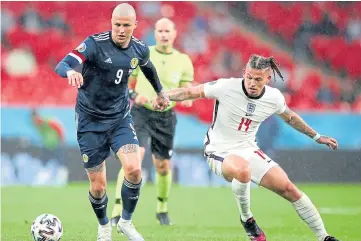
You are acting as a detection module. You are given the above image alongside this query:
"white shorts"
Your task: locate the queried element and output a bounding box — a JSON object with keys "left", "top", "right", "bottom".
{"left": 205, "top": 146, "right": 278, "bottom": 185}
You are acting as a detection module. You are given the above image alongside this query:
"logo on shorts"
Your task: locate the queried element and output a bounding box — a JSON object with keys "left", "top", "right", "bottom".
{"left": 130, "top": 58, "right": 138, "bottom": 69}
{"left": 169, "top": 150, "right": 173, "bottom": 157}
{"left": 246, "top": 103, "right": 256, "bottom": 114}
{"left": 75, "top": 43, "right": 86, "bottom": 53}
{"left": 130, "top": 123, "right": 135, "bottom": 132}
{"left": 83, "top": 154, "right": 89, "bottom": 163}
{"left": 129, "top": 123, "right": 138, "bottom": 140}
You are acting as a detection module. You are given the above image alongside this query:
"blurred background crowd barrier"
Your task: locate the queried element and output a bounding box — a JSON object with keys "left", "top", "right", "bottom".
{"left": 1, "top": 1, "right": 361, "bottom": 186}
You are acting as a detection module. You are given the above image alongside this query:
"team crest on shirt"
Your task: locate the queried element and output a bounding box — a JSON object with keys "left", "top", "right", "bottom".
{"left": 246, "top": 103, "right": 256, "bottom": 114}
{"left": 75, "top": 43, "right": 86, "bottom": 53}
{"left": 82, "top": 154, "right": 89, "bottom": 163}
{"left": 130, "top": 58, "right": 139, "bottom": 68}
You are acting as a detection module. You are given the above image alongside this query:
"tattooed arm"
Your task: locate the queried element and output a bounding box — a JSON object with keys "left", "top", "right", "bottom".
{"left": 167, "top": 84, "right": 205, "bottom": 101}
{"left": 177, "top": 81, "right": 194, "bottom": 107}
{"left": 278, "top": 107, "right": 317, "bottom": 138}
{"left": 278, "top": 107, "right": 338, "bottom": 150}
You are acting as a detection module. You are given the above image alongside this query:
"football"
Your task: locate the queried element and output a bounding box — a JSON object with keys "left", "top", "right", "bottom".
{"left": 31, "top": 214, "right": 63, "bottom": 241}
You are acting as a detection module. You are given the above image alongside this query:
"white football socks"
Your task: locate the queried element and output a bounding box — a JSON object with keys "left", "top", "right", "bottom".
{"left": 292, "top": 193, "right": 328, "bottom": 241}
{"left": 232, "top": 179, "right": 253, "bottom": 222}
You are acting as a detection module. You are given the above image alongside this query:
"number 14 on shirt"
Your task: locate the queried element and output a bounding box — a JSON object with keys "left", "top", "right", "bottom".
{"left": 238, "top": 117, "right": 252, "bottom": 132}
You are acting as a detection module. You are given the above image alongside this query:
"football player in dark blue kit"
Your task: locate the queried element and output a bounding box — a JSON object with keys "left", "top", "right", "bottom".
{"left": 55, "top": 3, "right": 169, "bottom": 241}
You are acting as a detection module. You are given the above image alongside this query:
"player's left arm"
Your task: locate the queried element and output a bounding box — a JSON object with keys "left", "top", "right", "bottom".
{"left": 138, "top": 47, "right": 163, "bottom": 94}
{"left": 277, "top": 98, "right": 338, "bottom": 150}
{"left": 138, "top": 46, "right": 169, "bottom": 110}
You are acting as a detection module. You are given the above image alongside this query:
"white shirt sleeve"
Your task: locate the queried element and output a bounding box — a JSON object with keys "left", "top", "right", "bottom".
{"left": 275, "top": 90, "right": 287, "bottom": 114}
{"left": 203, "top": 78, "right": 229, "bottom": 99}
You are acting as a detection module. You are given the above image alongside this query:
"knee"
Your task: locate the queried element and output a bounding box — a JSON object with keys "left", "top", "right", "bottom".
{"left": 90, "top": 180, "right": 107, "bottom": 198}
{"left": 124, "top": 164, "right": 142, "bottom": 182}
{"left": 280, "top": 181, "right": 302, "bottom": 202}
{"left": 235, "top": 166, "right": 251, "bottom": 183}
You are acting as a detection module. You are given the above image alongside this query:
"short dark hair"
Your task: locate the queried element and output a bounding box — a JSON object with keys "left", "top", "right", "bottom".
{"left": 247, "top": 54, "right": 284, "bottom": 81}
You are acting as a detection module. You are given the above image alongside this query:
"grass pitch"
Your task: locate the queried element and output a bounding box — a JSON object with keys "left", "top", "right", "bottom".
{"left": 2, "top": 183, "right": 361, "bottom": 241}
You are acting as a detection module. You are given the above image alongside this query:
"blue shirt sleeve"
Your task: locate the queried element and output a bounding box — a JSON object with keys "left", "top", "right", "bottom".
{"left": 55, "top": 37, "right": 97, "bottom": 78}
{"left": 72, "top": 37, "right": 97, "bottom": 62}
{"left": 139, "top": 59, "right": 163, "bottom": 93}
{"left": 139, "top": 45, "right": 150, "bottom": 66}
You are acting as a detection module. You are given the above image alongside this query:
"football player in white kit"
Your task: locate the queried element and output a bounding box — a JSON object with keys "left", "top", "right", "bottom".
{"left": 164, "top": 55, "right": 340, "bottom": 241}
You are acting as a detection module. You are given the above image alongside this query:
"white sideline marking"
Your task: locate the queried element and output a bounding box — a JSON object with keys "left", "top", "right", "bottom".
{"left": 319, "top": 207, "right": 361, "bottom": 215}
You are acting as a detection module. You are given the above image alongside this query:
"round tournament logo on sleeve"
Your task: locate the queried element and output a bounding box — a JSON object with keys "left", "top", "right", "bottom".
{"left": 82, "top": 154, "right": 89, "bottom": 163}
{"left": 75, "top": 43, "right": 87, "bottom": 53}
{"left": 130, "top": 58, "right": 139, "bottom": 69}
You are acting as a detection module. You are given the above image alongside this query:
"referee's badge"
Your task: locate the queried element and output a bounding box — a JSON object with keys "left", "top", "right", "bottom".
{"left": 247, "top": 103, "right": 256, "bottom": 114}
{"left": 130, "top": 58, "right": 139, "bottom": 69}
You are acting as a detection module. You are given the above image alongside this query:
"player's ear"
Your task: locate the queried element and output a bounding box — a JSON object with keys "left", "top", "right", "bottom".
{"left": 266, "top": 75, "right": 271, "bottom": 84}
{"left": 174, "top": 29, "right": 177, "bottom": 39}
{"left": 134, "top": 20, "right": 138, "bottom": 29}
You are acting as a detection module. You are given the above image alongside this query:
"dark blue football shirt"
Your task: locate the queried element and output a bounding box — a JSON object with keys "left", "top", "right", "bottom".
{"left": 69, "top": 31, "right": 150, "bottom": 122}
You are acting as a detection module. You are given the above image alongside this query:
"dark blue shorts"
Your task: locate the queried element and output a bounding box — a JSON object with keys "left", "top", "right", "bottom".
{"left": 75, "top": 112, "right": 139, "bottom": 169}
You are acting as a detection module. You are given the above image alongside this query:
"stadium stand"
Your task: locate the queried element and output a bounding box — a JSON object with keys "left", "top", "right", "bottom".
{"left": 2, "top": 1, "right": 361, "bottom": 124}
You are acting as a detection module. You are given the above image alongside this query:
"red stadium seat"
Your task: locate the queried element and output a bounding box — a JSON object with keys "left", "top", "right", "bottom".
{"left": 193, "top": 98, "right": 214, "bottom": 124}
{"left": 344, "top": 42, "right": 361, "bottom": 79}
{"left": 326, "top": 37, "right": 348, "bottom": 72}
{"left": 310, "top": 36, "right": 331, "bottom": 63}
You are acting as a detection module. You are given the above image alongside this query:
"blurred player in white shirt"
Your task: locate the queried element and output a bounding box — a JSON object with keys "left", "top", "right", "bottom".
{"left": 165, "top": 54, "right": 340, "bottom": 241}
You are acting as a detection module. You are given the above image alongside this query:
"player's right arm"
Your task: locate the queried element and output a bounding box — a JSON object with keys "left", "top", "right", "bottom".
{"left": 167, "top": 84, "right": 205, "bottom": 101}
{"left": 167, "top": 79, "right": 227, "bottom": 101}
{"left": 54, "top": 37, "right": 96, "bottom": 88}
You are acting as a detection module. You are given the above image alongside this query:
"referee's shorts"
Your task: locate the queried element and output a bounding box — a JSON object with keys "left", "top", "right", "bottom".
{"left": 130, "top": 104, "right": 177, "bottom": 160}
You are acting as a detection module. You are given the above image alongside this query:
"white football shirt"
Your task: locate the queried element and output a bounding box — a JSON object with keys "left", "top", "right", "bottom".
{"left": 203, "top": 78, "right": 286, "bottom": 153}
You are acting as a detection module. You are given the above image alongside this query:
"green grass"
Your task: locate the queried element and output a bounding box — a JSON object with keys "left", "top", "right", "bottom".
{"left": 2, "top": 183, "right": 361, "bottom": 241}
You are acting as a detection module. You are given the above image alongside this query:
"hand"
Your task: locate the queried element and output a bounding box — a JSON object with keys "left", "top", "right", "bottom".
{"left": 152, "top": 90, "right": 170, "bottom": 111}
{"left": 180, "top": 100, "right": 193, "bottom": 107}
{"left": 316, "top": 136, "right": 338, "bottom": 150}
{"left": 134, "top": 95, "right": 148, "bottom": 106}
{"left": 67, "top": 70, "right": 83, "bottom": 88}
